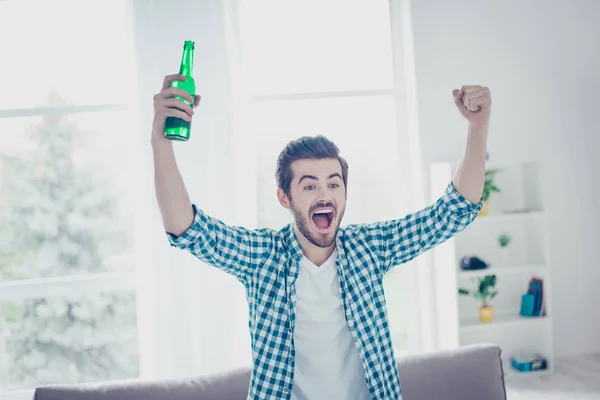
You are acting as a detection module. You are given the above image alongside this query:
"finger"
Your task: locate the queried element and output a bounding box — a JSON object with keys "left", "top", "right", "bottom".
{"left": 461, "top": 89, "right": 484, "bottom": 109}
{"left": 463, "top": 93, "right": 473, "bottom": 111}
{"left": 464, "top": 91, "right": 488, "bottom": 111}
{"left": 193, "top": 95, "right": 202, "bottom": 108}
{"left": 453, "top": 92, "right": 471, "bottom": 116}
{"left": 162, "top": 108, "right": 192, "bottom": 122}
{"left": 467, "top": 91, "right": 488, "bottom": 102}
{"left": 471, "top": 96, "right": 489, "bottom": 110}
{"left": 463, "top": 88, "right": 487, "bottom": 100}
{"left": 461, "top": 85, "right": 483, "bottom": 93}
{"left": 160, "top": 87, "right": 195, "bottom": 104}
{"left": 468, "top": 98, "right": 477, "bottom": 112}
{"left": 162, "top": 98, "right": 194, "bottom": 116}
{"left": 462, "top": 87, "right": 490, "bottom": 106}
{"left": 453, "top": 89, "right": 463, "bottom": 102}
{"left": 162, "top": 74, "right": 187, "bottom": 91}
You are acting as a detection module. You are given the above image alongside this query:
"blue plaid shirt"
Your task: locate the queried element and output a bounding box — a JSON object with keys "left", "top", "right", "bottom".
{"left": 167, "top": 181, "right": 482, "bottom": 399}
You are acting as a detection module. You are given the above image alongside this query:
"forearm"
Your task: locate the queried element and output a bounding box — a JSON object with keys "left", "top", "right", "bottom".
{"left": 452, "top": 123, "right": 489, "bottom": 204}
{"left": 152, "top": 138, "right": 194, "bottom": 236}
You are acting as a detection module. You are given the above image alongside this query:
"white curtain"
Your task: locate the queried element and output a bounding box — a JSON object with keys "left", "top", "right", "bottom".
{"left": 128, "top": 0, "right": 440, "bottom": 382}
{"left": 130, "top": 0, "right": 253, "bottom": 379}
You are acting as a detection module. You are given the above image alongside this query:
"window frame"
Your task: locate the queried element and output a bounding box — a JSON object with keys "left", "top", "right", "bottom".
{"left": 0, "top": 1, "right": 143, "bottom": 398}
{"left": 0, "top": 102, "right": 139, "bottom": 398}
{"left": 244, "top": 0, "right": 425, "bottom": 357}
{"left": 1, "top": 0, "right": 429, "bottom": 397}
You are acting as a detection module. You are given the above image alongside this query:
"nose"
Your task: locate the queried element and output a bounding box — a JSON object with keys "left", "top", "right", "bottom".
{"left": 315, "top": 187, "right": 334, "bottom": 207}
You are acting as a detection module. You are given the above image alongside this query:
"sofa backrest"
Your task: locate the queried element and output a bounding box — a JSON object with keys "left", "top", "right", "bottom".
{"left": 34, "top": 344, "right": 506, "bottom": 400}
{"left": 396, "top": 343, "right": 507, "bottom": 400}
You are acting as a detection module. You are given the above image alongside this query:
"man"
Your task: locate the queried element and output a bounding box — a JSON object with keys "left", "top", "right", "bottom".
{"left": 152, "top": 73, "right": 491, "bottom": 399}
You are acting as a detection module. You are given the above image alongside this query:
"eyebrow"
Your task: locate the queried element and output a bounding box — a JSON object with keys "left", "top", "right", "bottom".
{"left": 298, "top": 173, "right": 343, "bottom": 185}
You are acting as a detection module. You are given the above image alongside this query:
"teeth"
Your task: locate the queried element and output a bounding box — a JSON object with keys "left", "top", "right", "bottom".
{"left": 314, "top": 209, "right": 333, "bottom": 215}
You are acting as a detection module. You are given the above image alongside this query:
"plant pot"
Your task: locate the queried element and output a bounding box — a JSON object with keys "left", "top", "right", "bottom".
{"left": 478, "top": 200, "right": 489, "bottom": 217}
{"left": 479, "top": 306, "right": 494, "bottom": 323}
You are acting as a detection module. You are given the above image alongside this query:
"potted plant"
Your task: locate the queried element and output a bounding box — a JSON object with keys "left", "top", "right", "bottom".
{"left": 497, "top": 233, "right": 511, "bottom": 265}
{"left": 458, "top": 274, "right": 498, "bottom": 323}
{"left": 479, "top": 169, "right": 502, "bottom": 216}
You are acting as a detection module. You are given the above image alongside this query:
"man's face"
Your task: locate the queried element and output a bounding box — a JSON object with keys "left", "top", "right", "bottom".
{"left": 278, "top": 158, "right": 347, "bottom": 248}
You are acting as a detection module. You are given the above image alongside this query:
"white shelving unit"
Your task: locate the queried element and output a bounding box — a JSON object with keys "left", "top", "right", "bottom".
{"left": 429, "top": 161, "right": 554, "bottom": 378}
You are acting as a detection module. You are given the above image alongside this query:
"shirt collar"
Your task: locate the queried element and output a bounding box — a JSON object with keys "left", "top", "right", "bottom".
{"left": 286, "top": 222, "right": 305, "bottom": 261}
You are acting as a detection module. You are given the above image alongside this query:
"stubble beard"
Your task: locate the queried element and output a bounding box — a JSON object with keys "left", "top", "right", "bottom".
{"left": 290, "top": 201, "right": 345, "bottom": 248}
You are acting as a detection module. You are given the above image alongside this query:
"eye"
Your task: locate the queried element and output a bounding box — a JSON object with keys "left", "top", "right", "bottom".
{"left": 330, "top": 183, "right": 339, "bottom": 189}
{"left": 304, "top": 185, "right": 315, "bottom": 190}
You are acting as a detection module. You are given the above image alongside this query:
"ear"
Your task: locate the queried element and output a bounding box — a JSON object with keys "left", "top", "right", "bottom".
{"left": 277, "top": 188, "right": 291, "bottom": 209}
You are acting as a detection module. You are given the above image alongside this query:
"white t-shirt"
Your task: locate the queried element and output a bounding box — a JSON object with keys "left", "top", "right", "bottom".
{"left": 291, "top": 248, "right": 371, "bottom": 400}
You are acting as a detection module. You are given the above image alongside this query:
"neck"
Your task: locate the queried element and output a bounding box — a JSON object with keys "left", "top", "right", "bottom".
{"left": 179, "top": 44, "right": 194, "bottom": 76}
{"left": 294, "top": 224, "right": 336, "bottom": 267}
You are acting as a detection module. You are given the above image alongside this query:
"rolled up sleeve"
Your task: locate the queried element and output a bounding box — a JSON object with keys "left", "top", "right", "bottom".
{"left": 364, "top": 181, "right": 482, "bottom": 276}
{"left": 166, "top": 204, "right": 273, "bottom": 283}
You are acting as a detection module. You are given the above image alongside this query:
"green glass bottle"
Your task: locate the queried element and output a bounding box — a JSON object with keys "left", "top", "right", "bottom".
{"left": 164, "top": 40, "right": 196, "bottom": 141}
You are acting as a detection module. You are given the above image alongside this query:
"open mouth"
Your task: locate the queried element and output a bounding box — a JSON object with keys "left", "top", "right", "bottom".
{"left": 311, "top": 208, "right": 334, "bottom": 232}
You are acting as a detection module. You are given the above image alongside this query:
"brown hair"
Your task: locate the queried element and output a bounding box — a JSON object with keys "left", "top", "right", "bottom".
{"left": 275, "top": 135, "right": 349, "bottom": 200}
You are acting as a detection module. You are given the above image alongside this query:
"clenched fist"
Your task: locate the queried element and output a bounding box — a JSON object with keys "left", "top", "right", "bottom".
{"left": 152, "top": 74, "right": 202, "bottom": 141}
{"left": 453, "top": 85, "right": 491, "bottom": 128}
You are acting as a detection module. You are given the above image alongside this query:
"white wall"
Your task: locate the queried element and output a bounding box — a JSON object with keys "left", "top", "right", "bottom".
{"left": 409, "top": 0, "right": 600, "bottom": 357}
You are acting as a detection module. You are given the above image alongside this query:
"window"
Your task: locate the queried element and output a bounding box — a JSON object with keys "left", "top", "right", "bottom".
{"left": 0, "top": 0, "right": 140, "bottom": 395}
{"left": 239, "top": 0, "right": 413, "bottom": 351}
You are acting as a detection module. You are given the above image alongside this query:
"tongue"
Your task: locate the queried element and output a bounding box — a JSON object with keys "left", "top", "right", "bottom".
{"left": 312, "top": 214, "right": 329, "bottom": 229}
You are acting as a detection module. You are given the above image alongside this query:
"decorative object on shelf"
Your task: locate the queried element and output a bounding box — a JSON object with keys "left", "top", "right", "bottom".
{"left": 497, "top": 233, "right": 511, "bottom": 265}
{"left": 510, "top": 352, "right": 548, "bottom": 372}
{"left": 520, "top": 276, "right": 545, "bottom": 317}
{"left": 459, "top": 256, "right": 489, "bottom": 271}
{"left": 458, "top": 275, "right": 498, "bottom": 323}
{"left": 519, "top": 293, "right": 536, "bottom": 317}
{"left": 478, "top": 169, "right": 502, "bottom": 217}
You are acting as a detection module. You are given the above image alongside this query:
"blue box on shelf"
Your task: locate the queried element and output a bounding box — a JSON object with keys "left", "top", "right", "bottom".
{"left": 510, "top": 353, "right": 548, "bottom": 372}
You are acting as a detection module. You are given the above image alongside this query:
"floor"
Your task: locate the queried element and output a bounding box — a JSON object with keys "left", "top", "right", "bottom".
{"left": 505, "top": 353, "right": 600, "bottom": 399}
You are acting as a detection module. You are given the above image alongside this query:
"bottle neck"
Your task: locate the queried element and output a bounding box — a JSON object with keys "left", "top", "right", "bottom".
{"left": 179, "top": 46, "right": 194, "bottom": 77}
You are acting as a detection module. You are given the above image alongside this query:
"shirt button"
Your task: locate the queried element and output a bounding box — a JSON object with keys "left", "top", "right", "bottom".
{"left": 283, "top": 388, "right": 289, "bottom": 394}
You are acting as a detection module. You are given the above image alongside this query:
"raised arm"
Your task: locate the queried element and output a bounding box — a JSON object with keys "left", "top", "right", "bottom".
{"left": 366, "top": 182, "right": 482, "bottom": 275}
{"left": 151, "top": 74, "right": 272, "bottom": 283}
{"left": 365, "top": 85, "right": 491, "bottom": 276}
{"left": 451, "top": 85, "right": 491, "bottom": 203}
{"left": 151, "top": 73, "right": 199, "bottom": 236}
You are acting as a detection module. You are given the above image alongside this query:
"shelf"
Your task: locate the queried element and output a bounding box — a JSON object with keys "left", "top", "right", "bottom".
{"left": 449, "top": 161, "right": 541, "bottom": 170}
{"left": 457, "top": 264, "right": 547, "bottom": 278}
{"left": 430, "top": 160, "right": 553, "bottom": 366}
{"left": 502, "top": 361, "right": 553, "bottom": 378}
{"left": 474, "top": 210, "right": 545, "bottom": 222}
{"left": 460, "top": 314, "right": 549, "bottom": 332}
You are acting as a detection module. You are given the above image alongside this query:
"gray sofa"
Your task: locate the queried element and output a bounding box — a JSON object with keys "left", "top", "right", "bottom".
{"left": 34, "top": 344, "right": 507, "bottom": 400}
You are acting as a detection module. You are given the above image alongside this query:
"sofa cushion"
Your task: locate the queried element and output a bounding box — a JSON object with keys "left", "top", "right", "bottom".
{"left": 396, "top": 343, "right": 507, "bottom": 400}
{"left": 34, "top": 366, "right": 251, "bottom": 400}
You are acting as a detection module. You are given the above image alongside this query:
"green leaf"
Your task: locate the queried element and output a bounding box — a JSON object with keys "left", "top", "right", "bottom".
{"left": 482, "top": 169, "right": 502, "bottom": 201}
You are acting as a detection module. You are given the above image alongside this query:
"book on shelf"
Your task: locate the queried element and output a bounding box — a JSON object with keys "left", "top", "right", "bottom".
{"left": 520, "top": 276, "right": 545, "bottom": 317}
